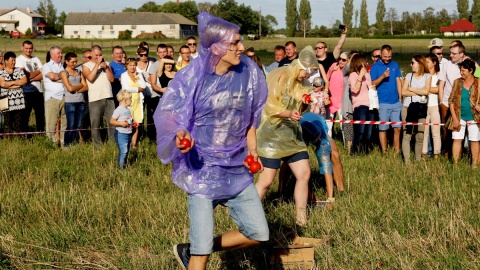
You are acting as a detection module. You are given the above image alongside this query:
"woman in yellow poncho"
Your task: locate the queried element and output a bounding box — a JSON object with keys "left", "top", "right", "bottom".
{"left": 256, "top": 46, "right": 318, "bottom": 226}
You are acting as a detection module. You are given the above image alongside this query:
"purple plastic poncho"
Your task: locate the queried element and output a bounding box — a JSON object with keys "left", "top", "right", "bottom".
{"left": 153, "top": 12, "right": 268, "bottom": 200}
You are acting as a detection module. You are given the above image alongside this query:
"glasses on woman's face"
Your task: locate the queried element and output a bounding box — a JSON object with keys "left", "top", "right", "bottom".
{"left": 339, "top": 58, "right": 347, "bottom": 62}
{"left": 139, "top": 53, "right": 148, "bottom": 57}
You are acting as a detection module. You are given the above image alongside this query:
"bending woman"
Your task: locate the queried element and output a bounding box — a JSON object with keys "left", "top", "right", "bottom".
{"left": 256, "top": 46, "right": 318, "bottom": 226}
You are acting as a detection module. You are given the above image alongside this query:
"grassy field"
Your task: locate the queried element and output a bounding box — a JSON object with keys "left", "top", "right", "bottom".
{"left": 1, "top": 37, "right": 480, "bottom": 268}
{"left": 0, "top": 132, "right": 479, "bottom": 269}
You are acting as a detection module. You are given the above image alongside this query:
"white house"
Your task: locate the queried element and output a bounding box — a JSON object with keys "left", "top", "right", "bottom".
{"left": 0, "top": 7, "right": 45, "bottom": 35}
{"left": 64, "top": 12, "right": 197, "bottom": 39}
{"left": 440, "top": 19, "right": 480, "bottom": 37}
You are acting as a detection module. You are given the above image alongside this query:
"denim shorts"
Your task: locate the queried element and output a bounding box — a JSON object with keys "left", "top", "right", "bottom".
{"left": 378, "top": 102, "right": 402, "bottom": 130}
{"left": 187, "top": 183, "right": 269, "bottom": 255}
{"left": 260, "top": 151, "right": 309, "bottom": 169}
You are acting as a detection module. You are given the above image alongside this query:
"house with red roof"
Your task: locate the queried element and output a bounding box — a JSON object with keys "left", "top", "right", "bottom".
{"left": 440, "top": 19, "right": 480, "bottom": 37}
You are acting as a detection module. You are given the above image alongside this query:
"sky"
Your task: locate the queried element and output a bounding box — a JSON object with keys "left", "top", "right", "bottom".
{"left": 12, "top": 0, "right": 459, "bottom": 29}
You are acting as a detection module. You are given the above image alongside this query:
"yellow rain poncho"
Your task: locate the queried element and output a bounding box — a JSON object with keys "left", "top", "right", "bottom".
{"left": 257, "top": 46, "right": 319, "bottom": 158}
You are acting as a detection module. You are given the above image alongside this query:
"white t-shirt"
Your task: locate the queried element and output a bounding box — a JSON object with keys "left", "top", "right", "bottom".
{"left": 438, "top": 60, "right": 461, "bottom": 106}
{"left": 428, "top": 73, "right": 439, "bottom": 107}
{"left": 16, "top": 55, "right": 43, "bottom": 93}
{"left": 403, "top": 73, "right": 431, "bottom": 107}
{"left": 83, "top": 61, "right": 113, "bottom": 102}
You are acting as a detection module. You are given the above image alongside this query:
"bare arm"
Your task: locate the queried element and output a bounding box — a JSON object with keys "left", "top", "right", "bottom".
{"left": 396, "top": 77, "right": 402, "bottom": 100}
{"left": 149, "top": 74, "right": 163, "bottom": 94}
{"left": 318, "top": 64, "right": 330, "bottom": 91}
{"left": 332, "top": 26, "right": 348, "bottom": 59}
{"left": 1, "top": 75, "right": 28, "bottom": 89}
{"left": 110, "top": 117, "right": 129, "bottom": 128}
{"left": 78, "top": 73, "right": 88, "bottom": 92}
{"left": 244, "top": 126, "right": 263, "bottom": 172}
{"left": 60, "top": 71, "right": 83, "bottom": 93}
{"left": 438, "top": 80, "right": 445, "bottom": 104}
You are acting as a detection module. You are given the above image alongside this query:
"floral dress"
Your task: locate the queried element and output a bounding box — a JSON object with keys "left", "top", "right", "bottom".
{"left": 0, "top": 68, "right": 26, "bottom": 111}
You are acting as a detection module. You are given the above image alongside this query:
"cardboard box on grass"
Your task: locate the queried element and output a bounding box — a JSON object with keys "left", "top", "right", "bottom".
{"left": 270, "top": 235, "right": 333, "bottom": 270}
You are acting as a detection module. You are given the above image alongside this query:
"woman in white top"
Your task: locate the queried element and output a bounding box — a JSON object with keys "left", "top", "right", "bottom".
{"left": 121, "top": 58, "right": 146, "bottom": 149}
{"left": 401, "top": 55, "right": 432, "bottom": 163}
{"left": 422, "top": 53, "right": 441, "bottom": 158}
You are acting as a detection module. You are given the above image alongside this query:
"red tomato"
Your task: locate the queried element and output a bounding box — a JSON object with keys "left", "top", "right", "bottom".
{"left": 244, "top": 155, "right": 255, "bottom": 165}
{"left": 303, "top": 94, "right": 312, "bottom": 103}
{"left": 250, "top": 161, "right": 261, "bottom": 174}
{"left": 132, "top": 122, "right": 138, "bottom": 128}
{"left": 179, "top": 138, "right": 191, "bottom": 148}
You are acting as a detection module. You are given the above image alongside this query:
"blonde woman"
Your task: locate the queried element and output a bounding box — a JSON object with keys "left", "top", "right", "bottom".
{"left": 121, "top": 58, "right": 146, "bottom": 149}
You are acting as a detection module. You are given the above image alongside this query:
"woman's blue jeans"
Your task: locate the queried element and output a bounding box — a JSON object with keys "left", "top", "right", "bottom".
{"left": 64, "top": 102, "right": 85, "bottom": 146}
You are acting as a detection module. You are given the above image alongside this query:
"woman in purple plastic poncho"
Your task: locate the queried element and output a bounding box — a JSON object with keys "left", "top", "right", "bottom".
{"left": 256, "top": 46, "right": 318, "bottom": 226}
{"left": 154, "top": 12, "right": 269, "bottom": 269}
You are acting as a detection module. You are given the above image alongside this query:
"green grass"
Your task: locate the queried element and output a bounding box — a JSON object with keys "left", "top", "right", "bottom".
{"left": 1, "top": 132, "right": 479, "bottom": 269}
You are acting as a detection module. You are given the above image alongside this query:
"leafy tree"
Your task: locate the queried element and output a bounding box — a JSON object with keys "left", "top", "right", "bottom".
{"left": 286, "top": 0, "right": 298, "bottom": 37}
{"left": 354, "top": 9, "right": 359, "bottom": 36}
{"left": 457, "top": 0, "right": 469, "bottom": 19}
{"left": 472, "top": 0, "right": 480, "bottom": 29}
{"left": 197, "top": 2, "right": 216, "bottom": 14}
{"left": 401, "top": 11, "right": 410, "bottom": 34}
{"left": 138, "top": 1, "right": 161, "bottom": 12}
{"left": 55, "top": 11, "right": 67, "bottom": 34}
{"left": 421, "top": 7, "right": 436, "bottom": 34}
{"left": 411, "top": 12, "right": 422, "bottom": 33}
{"left": 161, "top": 1, "right": 199, "bottom": 22}
{"left": 342, "top": 0, "right": 354, "bottom": 31}
{"left": 298, "top": 0, "right": 311, "bottom": 38}
{"left": 25, "top": 28, "right": 32, "bottom": 37}
{"left": 385, "top": 8, "right": 398, "bottom": 35}
{"left": 359, "top": 0, "right": 369, "bottom": 36}
{"left": 263, "top": 15, "right": 278, "bottom": 35}
{"left": 375, "top": 0, "right": 386, "bottom": 35}
{"left": 122, "top": 7, "right": 137, "bottom": 12}
{"left": 437, "top": 9, "right": 452, "bottom": 27}
{"left": 36, "top": 0, "right": 57, "bottom": 34}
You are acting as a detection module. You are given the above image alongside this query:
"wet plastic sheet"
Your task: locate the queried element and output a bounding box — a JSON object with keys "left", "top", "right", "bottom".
{"left": 257, "top": 46, "right": 318, "bottom": 159}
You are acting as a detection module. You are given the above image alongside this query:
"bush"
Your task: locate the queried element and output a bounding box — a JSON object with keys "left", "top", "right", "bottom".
{"left": 118, "top": 30, "right": 132, "bottom": 40}
{"left": 25, "top": 28, "right": 31, "bottom": 37}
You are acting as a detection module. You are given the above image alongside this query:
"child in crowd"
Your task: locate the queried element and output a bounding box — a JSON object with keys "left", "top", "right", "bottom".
{"left": 110, "top": 90, "right": 134, "bottom": 168}
{"left": 310, "top": 77, "right": 330, "bottom": 118}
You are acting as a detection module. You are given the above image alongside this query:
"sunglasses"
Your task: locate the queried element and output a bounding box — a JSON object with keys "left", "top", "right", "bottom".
{"left": 139, "top": 53, "right": 148, "bottom": 57}
{"left": 315, "top": 47, "right": 325, "bottom": 50}
{"left": 373, "top": 55, "right": 381, "bottom": 58}
{"left": 435, "top": 52, "right": 443, "bottom": 55}
{"left": 339, "top": 58, "right": 347, "bottom": 62}
{"left": 85, "top": 56, "right": 92, "bottom": 59}
{"left": 187, "top": 43, "right": 197, "bottom": 46}
{"left": 410, "top": 61, "right": 416, "bottom": 65}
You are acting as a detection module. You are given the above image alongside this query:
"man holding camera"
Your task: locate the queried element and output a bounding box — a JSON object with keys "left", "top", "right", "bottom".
{"left": 82, "top": 45, "right": 115, "bottom": 147}
{"left": 315, "top": 25, "right": 348, "bottom": 71}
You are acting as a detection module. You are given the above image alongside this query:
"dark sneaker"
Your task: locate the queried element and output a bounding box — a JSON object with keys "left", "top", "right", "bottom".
{"left": 173, "top": 243, "right": 190, "bottom": 269}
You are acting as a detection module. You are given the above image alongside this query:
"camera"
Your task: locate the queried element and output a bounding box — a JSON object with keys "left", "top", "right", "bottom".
{"left": 339, "top": 24, "right": 346, "bottom": 30}
{"left": 101, "top": 58, "right": 105, "bottom": 63}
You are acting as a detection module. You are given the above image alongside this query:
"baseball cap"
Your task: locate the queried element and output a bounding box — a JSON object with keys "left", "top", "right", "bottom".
{"left": 312, "top": 77, "right": 324, "bottom": 87}
{"left": 428, "top": 38, "right": 444, "bottom": 48}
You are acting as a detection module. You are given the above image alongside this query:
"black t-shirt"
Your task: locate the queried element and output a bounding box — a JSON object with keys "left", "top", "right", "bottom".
{"left": 318, "top": 53, "right": 336, "bottom": 71}
{"left": 278, "top": 54, "right": 299, "bottom": 67}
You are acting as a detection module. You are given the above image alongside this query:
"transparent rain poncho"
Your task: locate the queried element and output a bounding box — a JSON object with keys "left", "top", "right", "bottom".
{"left": 300, "top": 112, "right": 332, "bottom": 175}
{"left": 154, "top": 12, "right": 268, "bottom": 199}
{"left": 257, "top": 46, "right": 318, "bottom": 159}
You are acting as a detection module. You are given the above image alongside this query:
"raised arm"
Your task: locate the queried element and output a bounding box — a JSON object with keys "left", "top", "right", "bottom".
{"left": 332, "top": 26, "right": 348, "bottom": 59}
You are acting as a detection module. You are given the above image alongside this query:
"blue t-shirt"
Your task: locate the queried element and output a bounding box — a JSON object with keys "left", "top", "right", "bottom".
{"left": 110, "top": 61, "right": 126, "bottom": 79}
{"left": 461, "top": 87, "right": 474, "bottom": 121}
{"left": 370, "top": 60, "right": 402, "bottom": 104}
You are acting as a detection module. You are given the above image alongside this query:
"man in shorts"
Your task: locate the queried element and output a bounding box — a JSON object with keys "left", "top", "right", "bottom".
{"left": 154, "top": 12, "right": 269, "bottom": 270}
{"left": 371, "top": 44, "right": 403, "bottom": 153}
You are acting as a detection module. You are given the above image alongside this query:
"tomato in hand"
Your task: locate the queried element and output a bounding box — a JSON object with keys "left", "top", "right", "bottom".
{"left": 244, "top": 155, "right": 255, "bottom": 165}
{"left": 250, "top": 161, "right": 261, "bottom": 174}
{"left": 303, "top": 94, "right": 312, "bottom": 103}
{"left": 179, "top": 138, "right": 191, "bottom": 149}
